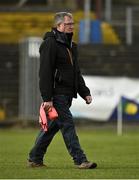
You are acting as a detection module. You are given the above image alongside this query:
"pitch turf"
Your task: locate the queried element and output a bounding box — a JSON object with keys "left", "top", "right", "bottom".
{"left": 0, "top": 125, "right": 139, "bottom": 179}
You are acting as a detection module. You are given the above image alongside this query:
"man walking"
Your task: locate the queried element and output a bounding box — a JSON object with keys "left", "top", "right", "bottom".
{"left": 28, "top": 12, "right": 97, "bottom": 169}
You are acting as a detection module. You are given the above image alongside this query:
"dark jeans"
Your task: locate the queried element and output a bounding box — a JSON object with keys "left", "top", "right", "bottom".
{"left": 29, "top": 95, "right": 88, "bottom": 165}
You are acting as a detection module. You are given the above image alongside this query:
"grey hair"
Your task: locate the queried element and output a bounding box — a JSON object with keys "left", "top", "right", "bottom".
{"left": 53, "top": 12, "right": 73, "bottom": 27}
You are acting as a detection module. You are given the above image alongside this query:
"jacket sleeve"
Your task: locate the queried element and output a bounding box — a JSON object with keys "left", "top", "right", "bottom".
{"left": 75, "top": 45, "right": 91, "bottom": 99}
{"left": 39, "top": 37, "right": 56, "bottom": 102}
{"left": 77, "top": 65, "right": 91, "bottom": 99}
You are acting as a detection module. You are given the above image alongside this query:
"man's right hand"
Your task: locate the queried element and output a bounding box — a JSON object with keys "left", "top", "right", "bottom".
{"left": 43, "top": 101, "right": 53, "bottom": 113}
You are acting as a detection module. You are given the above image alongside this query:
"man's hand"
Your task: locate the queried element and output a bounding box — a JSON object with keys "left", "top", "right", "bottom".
{"left": 85, "top": 96, "right": 92, "bottom": 104}
{"left": 43, "top": 101, "right": 53, "bottom": 113}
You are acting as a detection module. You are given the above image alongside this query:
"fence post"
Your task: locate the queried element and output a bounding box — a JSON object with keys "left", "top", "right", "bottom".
{"left": 84, "top": 0, "right": 91, "bottom": 43}
{"left": 104, "top": 0, "right": 112, "bottom": 22}
{"left": 126, "top": 7, "right": 133, "bottom": 45}
{"left": 19, "top": 37, "right": 42, "bottom": 120}
{"left": 117, "top": 97, "right": 123, "bottom": 136}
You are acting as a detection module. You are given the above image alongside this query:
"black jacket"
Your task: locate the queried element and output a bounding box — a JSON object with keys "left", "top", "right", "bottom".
{"left": 39, "top": 29, "right": 90, "bottom": 102}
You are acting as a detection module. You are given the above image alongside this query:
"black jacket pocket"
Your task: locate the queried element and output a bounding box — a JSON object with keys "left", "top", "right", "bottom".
{"left": 55, "top": 70, "right": 62, "bottom": 83}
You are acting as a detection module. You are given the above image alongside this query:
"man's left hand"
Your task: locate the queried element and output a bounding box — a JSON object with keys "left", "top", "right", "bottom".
{"left": 85, "top": 96, "right": 92, "bottom": 104}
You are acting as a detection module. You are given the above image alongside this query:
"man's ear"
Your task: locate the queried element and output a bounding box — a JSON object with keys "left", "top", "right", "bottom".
{"left": 57, "top": 23, "right": 64, "bottom": 32}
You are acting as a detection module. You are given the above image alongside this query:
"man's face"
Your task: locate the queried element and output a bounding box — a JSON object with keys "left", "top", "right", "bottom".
{"left": 58, "top": 16, "right": 74, "bottom": 33}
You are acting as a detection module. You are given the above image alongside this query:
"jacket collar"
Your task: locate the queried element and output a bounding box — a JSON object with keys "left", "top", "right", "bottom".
{"left": 52, "top": 28, "right": 73, "bottom": 48}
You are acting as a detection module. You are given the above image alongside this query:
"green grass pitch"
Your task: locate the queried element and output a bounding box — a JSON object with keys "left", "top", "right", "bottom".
{"left": 0, "top": 126, "right": 139, "bottom": 179}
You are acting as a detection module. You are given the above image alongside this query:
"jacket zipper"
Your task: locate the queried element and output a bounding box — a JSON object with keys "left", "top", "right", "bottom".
{"left": 66, "top": 48, "right": 73, "bottom": 66}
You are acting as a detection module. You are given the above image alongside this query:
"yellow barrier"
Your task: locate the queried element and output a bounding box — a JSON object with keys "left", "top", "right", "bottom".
{"left": 0, "top": 108, "right": 6, "bottom": 121}
{"left": 0, "top": 11, "right": 95, "bottom": 43}
{"left": 0, "top": 11, "right": 120, "bottom": 44}
{"left": 101, "top": 22, "right": 121, "bottom": 44}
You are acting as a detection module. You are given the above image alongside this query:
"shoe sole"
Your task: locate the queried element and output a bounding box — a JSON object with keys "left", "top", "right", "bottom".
{"left": 27, "top": 161, "right": 46, "bottom": 168}
{"left": 78, "top": 162, "right": 97, "bottom": 169}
